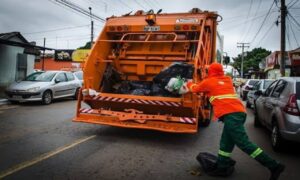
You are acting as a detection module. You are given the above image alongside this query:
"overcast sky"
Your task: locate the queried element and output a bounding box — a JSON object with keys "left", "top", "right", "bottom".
{"left": 0, "top": 0, "right": 299, "bottom": 57}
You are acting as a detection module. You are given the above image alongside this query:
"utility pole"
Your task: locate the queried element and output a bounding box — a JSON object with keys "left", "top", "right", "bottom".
{"left": 89, "top": 7, "right": 94, "bottom": 49}
{"left": 280, "top": 0, "right": 287, "bottom": 76}
{"left": 42, "top": 38, "right": 46, "bottom": 71}
{"left": 237, "top": 42, "right": 250, "bottom": 78}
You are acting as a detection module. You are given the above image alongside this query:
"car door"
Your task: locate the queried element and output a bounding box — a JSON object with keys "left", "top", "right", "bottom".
{"left": 256, "top": 80, "right": 278, "bottom": 124}
{"left": 65, "top": 72, "right": 77, "bottom": 96}
{"left": 265, "top": 80, "right": 288, "bottom": 128}
{"left": 53, "top": 72, "right": 68, "bottom": 97}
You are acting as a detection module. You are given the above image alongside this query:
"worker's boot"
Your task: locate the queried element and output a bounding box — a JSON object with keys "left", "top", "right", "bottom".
{"left": 269, "top": 163, "right": 285, "bottom": 180}
{"left": 207, "top": 158, "right": 236, "bottom": 177}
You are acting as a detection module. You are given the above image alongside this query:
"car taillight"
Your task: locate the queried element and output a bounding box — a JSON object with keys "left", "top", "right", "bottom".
{"left": 283, "top": 94, "right": 300, "bottom": 116}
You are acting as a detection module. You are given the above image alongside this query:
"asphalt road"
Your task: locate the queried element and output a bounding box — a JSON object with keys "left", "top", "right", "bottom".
{"left": 0, "top": 99, "right": 300, "bottom": 180}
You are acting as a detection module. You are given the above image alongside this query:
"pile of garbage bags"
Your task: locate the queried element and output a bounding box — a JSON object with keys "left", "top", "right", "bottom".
{"left": 102, "top": 63, "right": 194, "bottom": 97}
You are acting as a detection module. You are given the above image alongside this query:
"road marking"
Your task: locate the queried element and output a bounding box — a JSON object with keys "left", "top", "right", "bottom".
{"left": 0, "top": 135, "right": 96, "bottom": 179}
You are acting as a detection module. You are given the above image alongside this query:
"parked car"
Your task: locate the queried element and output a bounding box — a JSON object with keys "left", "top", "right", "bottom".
{"left": 246, "top": 79, "right": 274, "bottom": 108}
{"left": 254, "top": 77, "right": 300, "bottom": 151}
{"left": 73, "top": 70, "right": 83, "bottom": 86}
{"left": 5, "top": 71, "right": 82, "bottom": 105}
{"left": 240, "top": 79, "right": 260, "bottom": 100}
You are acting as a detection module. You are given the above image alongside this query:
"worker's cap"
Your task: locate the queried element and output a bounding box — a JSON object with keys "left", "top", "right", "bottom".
{"left": 208, "top": 62, "right": 224, "bottom": 77}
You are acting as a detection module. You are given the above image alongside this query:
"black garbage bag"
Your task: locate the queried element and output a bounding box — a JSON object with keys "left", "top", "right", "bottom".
{"left": 102, "top": 65, "right": 122, "bottom": 92}
{"left": 130, "top": 89, "right": 151, "bottom": 96}
{"left": 129, "top": 81, "right": 152, "bottom": 90}
{"left": 115, "top": 81, "right": 131, "bottom": 94}
{"left": 151, "top": 83, "right": 179, "bottom": 97}
{"left": 196, "top": 152, "right": 236, "bottom": 177}
{"left": 153, "top": 63, "right": 194, "bottom": 88}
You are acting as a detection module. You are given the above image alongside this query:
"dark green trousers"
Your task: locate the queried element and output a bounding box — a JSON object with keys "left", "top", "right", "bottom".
{"left": 217, "top": 112, "right": 278, "bottom": 170}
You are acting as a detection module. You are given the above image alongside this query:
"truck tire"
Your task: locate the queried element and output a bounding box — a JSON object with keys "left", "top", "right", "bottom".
{"left": 246, "top": 101, "right": 251, "bottom": 108}
{"left": 42, "top": 90, "right": 52, "bottom": 105}
{"left": 74, "top": 88, "right": 80, "bottom": 100}
{"left": 198, "top": 104, "right": 212, "bottom": 127}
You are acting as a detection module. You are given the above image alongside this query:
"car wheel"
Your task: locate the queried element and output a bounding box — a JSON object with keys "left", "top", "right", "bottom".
{"left": 271, "top": 122, "right": 285, "bottom": 151}
{"left": 42, "top": 90, "right": 52, "bottom": 105}
{"left": 254, "top": 110, "right": 261, "bottom": 127}
{"left": 74, "top": 88, "right": 80, "bottom": 100}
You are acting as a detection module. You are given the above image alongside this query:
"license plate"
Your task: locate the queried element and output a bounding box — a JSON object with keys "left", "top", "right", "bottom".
{"left": 12, "top": 95, "right": 22, "bottom": 100}
{"left": 144, "top": 26, "right": 160, "bottom": 31}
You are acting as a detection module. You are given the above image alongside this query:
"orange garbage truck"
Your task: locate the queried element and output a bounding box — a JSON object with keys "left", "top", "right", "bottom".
{"left": 73, "top": 8, "right": 219, "bottom": 133}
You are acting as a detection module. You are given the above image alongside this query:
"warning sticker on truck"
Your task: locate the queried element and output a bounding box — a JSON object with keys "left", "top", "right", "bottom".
{"left": 176, "top": 18, "right": 199, "bottom": 23}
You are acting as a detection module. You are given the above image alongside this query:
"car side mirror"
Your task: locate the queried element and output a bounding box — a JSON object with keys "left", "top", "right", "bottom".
{"left": 254, "top": 90, "right": 262, "bottom": 96}
{"left": 55, "top": 79, "right": 61, "bottom": 83}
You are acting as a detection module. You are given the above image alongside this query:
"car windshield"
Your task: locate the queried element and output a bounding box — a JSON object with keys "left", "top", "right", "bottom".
{"left": 296, "top": 82, "right": 300, "bottom": 100}
{"left": 249, "top": 80, "right": 259, "bottom": 85}
{"left": 74, "top": 71, "right": 83, "bottom": 80}
{"left": 263, "top": 80, "right": 274, "bottom": 89}
{"left": 25, "top": 72, "right": 56, "bottom": 82}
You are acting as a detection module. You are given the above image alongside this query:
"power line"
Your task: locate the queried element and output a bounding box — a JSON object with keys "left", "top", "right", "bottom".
{"left": 287, "top": 16, "right": 300, "bottom": 46}
{"left": 134, "top": 0, "right": 148, "bottom": 10}
{"left": 286, "top": 19, "right": 292, "bottom": 49}
{"left": 255, "top": 20, "right": 276, "bottom": 47}
{"left": 50, "top": 0, "right": 106, "bottom": 22}
{"left": 243, "top": 0, "right": 263, "bottom": 42}
{"left": 288, "top": 0, "right": 300, "bottom": 8}
{"left": 250, "top": 0, "right": 276, "bottom": 44}
{"left": 240, "top": 0, "right": 254, "bottom": 41}
{"left": 23, "top": 24, "right": 90, "bottom": 35}
{"left": 288, "top": 13, "right": 300, "bottom": 30}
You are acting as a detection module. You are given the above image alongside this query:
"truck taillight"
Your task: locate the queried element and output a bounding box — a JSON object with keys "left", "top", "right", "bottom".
{"left": 174, "top": 25, "right": 181, "bottom": 30}
{"left": 283, "top": 94, "right": 300, "bottom": 116}
{"left": 117, "top": 26, "right": 123, "bottom": 31}
{"left": 108, "top": 26, "right": 115, "bottom": 31}
{"left": 182, "top": 25, "right": 189, "bottom": 30}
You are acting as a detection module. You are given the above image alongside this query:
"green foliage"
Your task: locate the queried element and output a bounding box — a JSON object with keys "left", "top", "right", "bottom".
{"left": 77, "top": 42, "right": 92, "bottom": 49}
{"left": 232, "top": 47, "right": 271, "bottom": 74}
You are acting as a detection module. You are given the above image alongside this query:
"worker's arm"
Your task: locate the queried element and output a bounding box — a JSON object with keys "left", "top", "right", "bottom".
{"left": 187, "top": 79, "right": 210, "bottom": 93}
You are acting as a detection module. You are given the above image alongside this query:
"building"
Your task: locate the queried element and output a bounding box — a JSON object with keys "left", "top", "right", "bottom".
{"left": 0, "top": 32, "right": 52, "bottom": 98}
{"left": 264, "top": 48, "right": 300, "bottom": 79}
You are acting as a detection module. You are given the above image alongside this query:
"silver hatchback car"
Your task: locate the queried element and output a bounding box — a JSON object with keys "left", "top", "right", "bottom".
{"left": 254, "top": 77, "right": 300, "bottom": 151}
{"left": 5, "top": 71, "right": 82, "bottom": 105}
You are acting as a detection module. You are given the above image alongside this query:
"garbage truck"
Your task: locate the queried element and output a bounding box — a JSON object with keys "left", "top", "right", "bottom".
{"left": 73, "top": 8, "right": 219, "bottom": 133}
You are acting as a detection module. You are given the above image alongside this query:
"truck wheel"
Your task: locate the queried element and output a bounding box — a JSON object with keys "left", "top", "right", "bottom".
{"left": 246, "top": 101, "right": 251, "bottom": 108}
{"left": 198, "top": 118, "right": 211, "bottom": 127}
{"left": 74, "top": 88, "right": 80, "bottom": 100}
{"left": 42, "top": 90, "right": 52, "bottom": 105}
{"left": 271, "top": 122, "right": 285, "bottom": 152}
{"left": 199, "top": 104, "right": 212, "bottom": 127}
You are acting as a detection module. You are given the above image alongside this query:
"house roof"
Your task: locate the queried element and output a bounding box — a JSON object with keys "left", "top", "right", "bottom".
{"left": 0, "top": 32, "right": 53, "bottom": 51}
{"left": 0, "top": 32, "right": 28, "bottom": 43}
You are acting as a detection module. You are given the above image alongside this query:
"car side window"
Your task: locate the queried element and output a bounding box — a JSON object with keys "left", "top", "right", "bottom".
{"left": 264, "top": 80, "right": 277, "bottom": 96}
{"left": 56, "top": 73, "right": 67, "bottom": 82}
{"left": 271, "top": 80, "right": 287, "bottom": 98}
{"left": 66, "top": 72, "right": 75, "bottom": 81}
{"left": 254, "top": 82, "right": 261, "bottom": 90}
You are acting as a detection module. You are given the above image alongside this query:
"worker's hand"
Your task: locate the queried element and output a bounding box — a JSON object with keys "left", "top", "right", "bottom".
{"left": 178, "top": 82, "right": 189, "bottom": 94}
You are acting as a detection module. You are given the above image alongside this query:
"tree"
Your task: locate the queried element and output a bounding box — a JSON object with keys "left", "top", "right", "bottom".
{"left": 232, "top": 47, "right": 271, "bottom": 75}
{"left": 77, "top": 42, "right": 93, "bottom": 49}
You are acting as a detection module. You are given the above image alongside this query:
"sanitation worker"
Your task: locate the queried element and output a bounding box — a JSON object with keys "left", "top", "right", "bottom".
{"left": 183, "top": 63, "right": 285, "bottom": 179}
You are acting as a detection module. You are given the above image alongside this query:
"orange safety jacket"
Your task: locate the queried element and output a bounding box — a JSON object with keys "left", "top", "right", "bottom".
{"left": 187, "top": 63, "right": 246, "bottom": 120}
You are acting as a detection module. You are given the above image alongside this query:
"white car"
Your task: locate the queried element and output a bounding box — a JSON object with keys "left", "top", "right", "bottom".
{"left": 5, "top": 71, "right": 82, "bottom": 105}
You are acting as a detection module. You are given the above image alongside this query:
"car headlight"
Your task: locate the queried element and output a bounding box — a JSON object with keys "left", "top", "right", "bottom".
{"left": 26, "top": 87, "right": 40, "bottom": 92}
